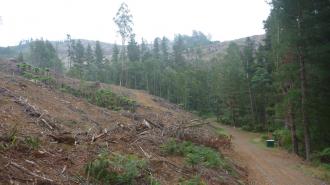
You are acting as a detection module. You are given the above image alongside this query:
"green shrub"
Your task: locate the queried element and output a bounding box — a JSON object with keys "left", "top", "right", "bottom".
{"left": 24, "top": 136, "right": 40, "bottom": 150}
{"left": 88, "top": 89, "right": 136, "bottom": 111}
{"left": 320, "top": 148, "right": 330, "bottom": 164}
{"left": 312, "top": 148, "right": 330, "bottom": 165}
{"left": 85, "top": 152, "right": 146, "bottom": 185}
{"left": 91, "top": 89, "right": 116, "bottom": 108}
{"left": 109, "top": 153, "right": 146, "bottom": 184}
{"left": 33, "top": 67, "right": 41, "bottom": 74}
{"left": 273, "top": 129, "right": 291, "bottom": 150}
{"left": 18, "top": 63, "right": 28, "bottom": 72}
{"left": 85, "top": 151, "right": 113, "bottom": 184}
{"left": 22, "top": 71, "right": 34, "bottom": 79}
{"left": 161, "top": 139, "right": 226, "bottom": 168}
{"left": 0, "top": 126, "right": 18, "bottom": 150}
{"left": 161, "top": 138, "right": 180, "bottom": 155}
{"left": 39, "top": 76, "right": 56, "bottom": 85}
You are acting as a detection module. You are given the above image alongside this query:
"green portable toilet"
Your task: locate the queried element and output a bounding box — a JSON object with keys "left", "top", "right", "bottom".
{"left": 266, "top": 139, "right": 275, "bottom": 148}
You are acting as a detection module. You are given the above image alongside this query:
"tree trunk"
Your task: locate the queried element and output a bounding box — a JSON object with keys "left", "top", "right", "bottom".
{"left": 298, "top": 46, "right": 311, "bottom": 160}
{"left": 146, "top": 74, "right": 149, "bottom": 93}
{"left": 248, "top": 83, "right": 256, "bottom": 123}
{"left": 288, "top": 102, "right": 299, "bottom": 155}
{"left": 134, "top": 75, "right": 137, "bottom": 89}
{"left": 297, "top": 10, "right": 311, "bottom": 160}
{"left": 126, "top": 67, "right": 129, "bottom": 87}
{"left": 167, "top": 85, "right": 170, "bottom": 101}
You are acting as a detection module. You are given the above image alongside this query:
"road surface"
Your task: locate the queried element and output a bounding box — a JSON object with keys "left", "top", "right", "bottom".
{"left": 222, "top": 125, "right": 327, "bottom": 185}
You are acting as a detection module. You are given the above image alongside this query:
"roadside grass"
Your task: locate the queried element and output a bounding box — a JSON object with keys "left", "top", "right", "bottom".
{"left": 214, "top": 126, "right": 230, "bottom": 137}
{"left": 161, "top": 138, "right": 230, "bottom": 170}
{"left": 296, "top": 163, "right": 330, "bottom": 183}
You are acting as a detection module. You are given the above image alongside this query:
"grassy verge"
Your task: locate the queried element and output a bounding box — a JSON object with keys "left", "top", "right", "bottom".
{"left": 161, "top": 138, "right": 230, "bottom": 170}
{"left": 297, "top": 163, "right": 330, "bottom": 183}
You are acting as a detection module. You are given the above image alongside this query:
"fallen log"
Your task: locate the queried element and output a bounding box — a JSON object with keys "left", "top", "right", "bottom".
{"left": 141, "top": 119, "right": 164, "bottom": 130}
{"left": 40, "top": 118, "right": 54, "bottom": 130}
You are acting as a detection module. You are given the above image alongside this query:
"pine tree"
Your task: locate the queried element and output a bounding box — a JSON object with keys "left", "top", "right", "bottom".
{"left": 95, "top": 41, "right": 104, "bottom": 65}
{"left": 161, "top": 36, "right": 169, "bottom": 63}
{"left": 127, "top": 34, "right": 140, "bottom": 62}
{"left": 111, "top": 44, "right": 119, "bottom": 63}
{"left": 153, "top": 37, "right": 160, "bottom": 59}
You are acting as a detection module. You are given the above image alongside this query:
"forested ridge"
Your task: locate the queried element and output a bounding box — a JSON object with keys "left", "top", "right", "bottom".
{"left": 1, "top": 0, "right": 329, "bottom": 162}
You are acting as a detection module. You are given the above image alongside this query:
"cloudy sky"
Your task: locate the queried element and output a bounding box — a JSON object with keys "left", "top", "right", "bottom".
{"left": 0, "top": 0, "right": 270, "bottom": 46}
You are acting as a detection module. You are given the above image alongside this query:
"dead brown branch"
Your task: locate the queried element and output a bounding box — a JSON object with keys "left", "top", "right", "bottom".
{"left": 10, "top": 161, "right": 54, "bottom": 182}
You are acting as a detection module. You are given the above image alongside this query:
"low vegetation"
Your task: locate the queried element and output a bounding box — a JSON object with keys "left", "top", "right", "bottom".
{"left": 23, "top": 136, "right": 40, "bottom": 150}
{"left": 178, "top": 176, "right": 205, "bottom": 185}
{"left": 0, "top": 127, "right": 17, "bottom": 150}
{"left": 90, "top": 89, "right": 136, "bottom": 111}
{"left": 60, "top": 84, "right": 136, "bottom": 111}
{"left": 0, "top": 125, "right": 41, "bottom": 152}
{"left": 16, "top": 62, "right": 137, "bottom": 112}
{"left": 85, "top": 151, "right": 148, "bottom": 184}
{"left": 17, "top": 63, "right": 56, "bottom": 86}
{"left": 161, "top": 139, "right": 228, "bottom": 169}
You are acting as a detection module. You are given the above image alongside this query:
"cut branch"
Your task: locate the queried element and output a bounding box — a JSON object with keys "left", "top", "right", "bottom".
{"left": 10, "top": 161, "right": 54, "bottom": 182}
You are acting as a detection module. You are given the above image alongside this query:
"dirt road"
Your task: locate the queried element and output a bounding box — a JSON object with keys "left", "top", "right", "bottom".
{"left": 222, "top": 125, "right": 327, "bottom": 185}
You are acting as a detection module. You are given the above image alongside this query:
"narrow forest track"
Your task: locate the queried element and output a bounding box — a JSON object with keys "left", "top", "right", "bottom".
{"left": 221, "top": 125, "right": 327, "bottom": 185}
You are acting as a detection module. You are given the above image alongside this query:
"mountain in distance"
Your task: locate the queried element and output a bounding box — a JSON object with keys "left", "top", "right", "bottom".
{"left": 0, "top": 34, "right": 265, "bottom": 64}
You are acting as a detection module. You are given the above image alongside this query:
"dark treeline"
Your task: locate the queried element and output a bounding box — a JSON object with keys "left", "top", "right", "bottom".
{"left": 3, "top": 0, "right": 329, "bottom": 161}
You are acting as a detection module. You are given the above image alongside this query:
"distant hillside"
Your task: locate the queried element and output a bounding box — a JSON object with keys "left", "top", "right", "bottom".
{"left": 188, "top": 34, "right": 265, "bottom": 60}
{"left": 0, "top": 34, "right": 265, "bottom": 65}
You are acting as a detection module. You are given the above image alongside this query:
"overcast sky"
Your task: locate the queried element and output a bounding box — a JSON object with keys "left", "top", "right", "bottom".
{"left": 0, "top": 0, "right": 270, "bottom": 46}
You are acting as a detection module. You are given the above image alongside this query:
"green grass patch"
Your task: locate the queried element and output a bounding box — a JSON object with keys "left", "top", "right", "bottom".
{"left": 273, "top": 129, "right": 292, "bottom": 150}
{"left": 213, "top": 125, "right": 230, "bottom": 138}
{"left": 89, "top": 89, "right": 136, "bottom": 111}
{"left": 179, "top": 176, "right": 206, "bottom": 185}
{"left": 23, "top": 136, "right": 40, "bottom": 150}
{"left": 161, "top": 139, "right": 228, "bottom": 169}
{"left": 148, "top": 176, "right": 161, "bottom": 185}
{"left": 297, "top": 163, "right": 330, "bottom": 183}
{"left": 85, "top": 151, "right": 147, "bottom": 185}
{"left": 60, "top": 84, "right": 136, "bottom": 112}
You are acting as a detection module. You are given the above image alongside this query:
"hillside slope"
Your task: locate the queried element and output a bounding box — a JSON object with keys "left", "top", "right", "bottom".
{"left": 0, "top": 60, "right": 243, "bottom": 185}
{"left": 0, "top": 35, "right": 264, "bottom": 64}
